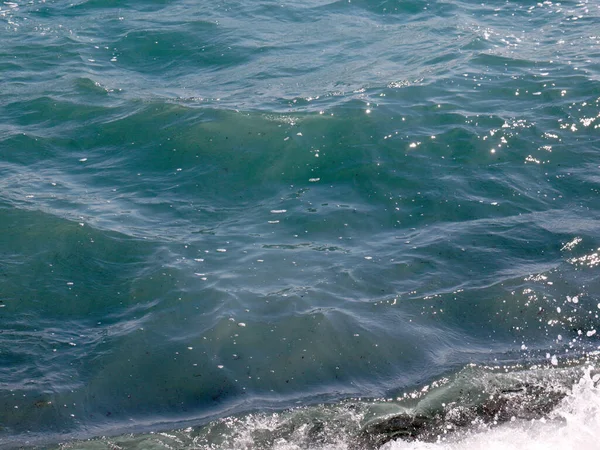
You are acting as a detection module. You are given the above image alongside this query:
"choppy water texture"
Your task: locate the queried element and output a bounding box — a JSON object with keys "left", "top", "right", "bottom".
{"left": 1, "top": 0, "right": 600, "bottom": 448}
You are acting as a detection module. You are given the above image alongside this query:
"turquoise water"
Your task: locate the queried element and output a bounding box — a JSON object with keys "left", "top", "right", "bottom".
{"left": 1, "top": 0, "right": 600, "bottom": 448}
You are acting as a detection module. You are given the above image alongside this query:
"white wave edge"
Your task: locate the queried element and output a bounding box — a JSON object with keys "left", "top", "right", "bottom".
{"left": 383, "top": 367, "right": 600, "bottom": 450}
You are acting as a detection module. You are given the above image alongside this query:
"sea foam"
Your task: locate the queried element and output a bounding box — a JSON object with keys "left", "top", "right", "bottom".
{"left": 384, "top": 368, "right": 600, "bottom": 450}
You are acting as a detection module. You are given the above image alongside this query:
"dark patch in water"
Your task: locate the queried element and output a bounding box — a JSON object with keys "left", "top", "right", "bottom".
{"left": 356, "top": 383, "right": 566, "bottom": 448}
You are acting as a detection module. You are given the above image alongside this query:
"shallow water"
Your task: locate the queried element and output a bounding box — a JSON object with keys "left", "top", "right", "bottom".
{"left": 1, "top": 0, "right": 600, "bottom": 448}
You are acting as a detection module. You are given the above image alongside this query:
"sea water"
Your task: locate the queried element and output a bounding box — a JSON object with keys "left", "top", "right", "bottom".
{"left": 1, "top": 0, "right": 600, "bottom": 448}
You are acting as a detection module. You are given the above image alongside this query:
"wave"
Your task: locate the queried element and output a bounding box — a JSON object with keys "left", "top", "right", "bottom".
{"left": 40, "top": 358, "right": 598, "bottom": 449}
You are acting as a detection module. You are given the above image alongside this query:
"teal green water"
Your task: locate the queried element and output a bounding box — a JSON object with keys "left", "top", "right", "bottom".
{"left": 1, "top": 0, "right": 600, "bottom": 448}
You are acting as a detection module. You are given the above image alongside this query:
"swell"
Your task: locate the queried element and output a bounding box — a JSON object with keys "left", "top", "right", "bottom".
{"left": 9, "top": 359, "right": 598, "bottom": 449}
{"left": 7, "top": 0, "right": 599, "bottom": 110}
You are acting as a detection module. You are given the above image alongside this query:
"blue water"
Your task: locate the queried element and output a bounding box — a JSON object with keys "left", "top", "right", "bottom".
{"left": 1, "top": 0, "right": 600, "bottom": 448}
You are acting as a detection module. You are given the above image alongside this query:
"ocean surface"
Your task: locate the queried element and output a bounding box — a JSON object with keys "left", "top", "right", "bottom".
{"left": 1, "top": 0, "right": 600, "bottom": 448}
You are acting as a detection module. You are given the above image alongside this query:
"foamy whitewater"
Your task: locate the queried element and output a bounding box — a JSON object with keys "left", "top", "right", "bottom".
{"left": 384, "top": 370, "right": 600, "bottom": 450}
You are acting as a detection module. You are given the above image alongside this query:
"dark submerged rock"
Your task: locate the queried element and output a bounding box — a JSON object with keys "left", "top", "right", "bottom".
{"left": 355, "top": 383, "right": 567, "bottom": 449}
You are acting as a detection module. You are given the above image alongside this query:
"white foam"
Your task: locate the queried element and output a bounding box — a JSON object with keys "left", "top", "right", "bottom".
{"left": 383, "top": 369, "right": 600, "bottom": 450}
